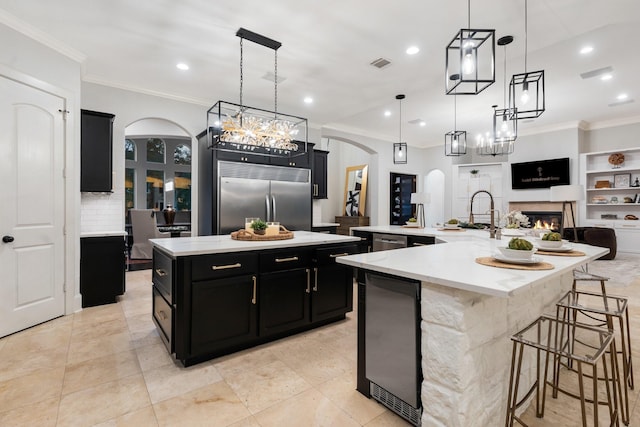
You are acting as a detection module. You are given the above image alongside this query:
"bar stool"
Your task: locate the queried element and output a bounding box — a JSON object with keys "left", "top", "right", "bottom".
{"left": 555, "top": 289, "right": 632, "bottom": 425}
{"left": 572, "top": 269, "right": 633, "bottom": 390}
{"left": 505, "top": 314, "right": 620, "bottom": 427}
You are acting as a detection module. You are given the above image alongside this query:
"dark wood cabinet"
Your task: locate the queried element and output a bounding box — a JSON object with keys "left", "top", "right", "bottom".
{"left": 80, "top": 236, "right": 125, "bottom": 307}
{"left": 81, "top": 109, "right": 115, "bottom": 192}
{"left": 191, "top": 275, "right": 258, "bottom": 355}
{"left": 154, "top": 240, "right": 359, "bottom": 366}
{"left": 407, "top": 235, "right": 435, "bottom": 247}
{"left": 311, "top": 244, "right": 358, "bottom": 322}
{"left": 335, "top": 215, "right": 370, "bottom": 235}
{"left": 312, "top": 149, "right": 329, "bottom": 199}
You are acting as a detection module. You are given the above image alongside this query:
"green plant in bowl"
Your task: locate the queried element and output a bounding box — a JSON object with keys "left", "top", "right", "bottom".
{"left": 250, "top": 219, "right": 268, "bottom": 235}
{"left": 408, "top": 217, "right": 417, "bottom": 223}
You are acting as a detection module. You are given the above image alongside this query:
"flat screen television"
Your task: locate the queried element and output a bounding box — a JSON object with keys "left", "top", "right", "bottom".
{"left": 511, "top": 157, "right": 570, "bottom": 189}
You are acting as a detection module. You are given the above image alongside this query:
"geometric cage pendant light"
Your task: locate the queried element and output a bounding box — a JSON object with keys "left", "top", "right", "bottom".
{"left": 445, "top": 0, "right": 496, "bottom": 95}
{"left": 445, "top": 75, "right": 467, "bottom": 156}
{"left": 393, "top": 94, "right": 408, "bottom": 164}
{"left": 509, "top": 0, "right": 545, "bottom": 119}
{"left": 493, "top": 36, "right": 517, "bottom": 146}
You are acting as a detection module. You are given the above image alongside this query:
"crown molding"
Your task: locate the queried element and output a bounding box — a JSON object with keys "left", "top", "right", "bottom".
{"left": 0, "top": 9, "right": 86, "bottom": 63}
{"left": 583, "top": 114, "right": 640, "bottom": 130}
{"left": 82, "top": 75, "right": 211, "bottom": 106}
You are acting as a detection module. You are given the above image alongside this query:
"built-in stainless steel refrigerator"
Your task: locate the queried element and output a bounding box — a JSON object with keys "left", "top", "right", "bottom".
{"left": 217, "top": 161, "right": 311, "bottom": 234}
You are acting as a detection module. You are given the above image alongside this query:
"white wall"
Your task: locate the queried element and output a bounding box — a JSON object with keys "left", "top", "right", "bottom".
{"left": 584, "top": 122, "right": 640, "bottom": 153}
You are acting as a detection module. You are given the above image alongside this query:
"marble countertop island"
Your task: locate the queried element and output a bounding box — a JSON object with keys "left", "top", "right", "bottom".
{"left": 151, "top": 230, "right": 359, "bottom": 257}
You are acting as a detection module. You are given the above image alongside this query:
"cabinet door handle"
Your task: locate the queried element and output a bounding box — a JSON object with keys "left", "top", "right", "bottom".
{"left": 313, "top": 267, "right": 318, "bottom": 292}
{"left": 251, "top": 276, "right": 257, "bottom": 304}
{"left": 155, "top": 269, "right": 167, "bottom": 277}
{"left": 313, "top": 184, "right": 318, "bottom": 196}
{"left": 306, "top": 268, "right": 311, "bottom": 293}
{"left": 329, "top": 252, "right": 349, "bottom": 258}
{"left": 275, "top": 256, "right": 299, "bottom": 263}
{"left": 212, "top": 262, "right": 242, "bottom": 270}
{"left": 412, "top": 243, "right": 428, "bottom": 246}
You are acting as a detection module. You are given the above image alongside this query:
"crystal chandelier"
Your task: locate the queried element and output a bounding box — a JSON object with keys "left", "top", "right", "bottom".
{"left": 207, "top": 28, "right": 307, "bottom": 155}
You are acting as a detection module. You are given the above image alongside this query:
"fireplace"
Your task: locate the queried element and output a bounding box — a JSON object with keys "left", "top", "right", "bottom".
{"left": 521, "top": 211, "right": 562, "bottom": 231}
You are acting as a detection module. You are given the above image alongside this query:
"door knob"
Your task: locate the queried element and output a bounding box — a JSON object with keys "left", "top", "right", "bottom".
{"left": 2, "top": 235, "right": 14, "bottom": 243}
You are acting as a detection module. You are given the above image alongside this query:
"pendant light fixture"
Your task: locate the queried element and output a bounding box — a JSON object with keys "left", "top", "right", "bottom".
{"left": 393, "top": 94, "right": 407, "bottom": 164}
{"left": 206, "top": 28, "right": 308, "bottom": 156}
{"left": 509, "top": 0, "right": 545, "bottom": 119}
{"left": 445, "top": 0, "right": 496, "bottom": 95}
{"left": 445, "top": 74, "right": 467, "bottom": 156}
{"left": 477, "top": 36, "right": 517, "bottom": 157}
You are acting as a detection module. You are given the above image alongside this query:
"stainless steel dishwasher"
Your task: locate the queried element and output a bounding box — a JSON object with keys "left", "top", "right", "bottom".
{"left": 372, "top": 233, "right": 407, "bottom": 251}
{"left": 365, "top": 272, "right": 421, "bottom": 425}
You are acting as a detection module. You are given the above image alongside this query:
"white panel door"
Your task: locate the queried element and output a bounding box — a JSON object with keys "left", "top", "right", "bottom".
{"left": 0, "top": 75, "right": 66, "bottom": 337}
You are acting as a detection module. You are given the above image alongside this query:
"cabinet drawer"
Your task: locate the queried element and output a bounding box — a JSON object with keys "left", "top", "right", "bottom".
{"left": 314, "top": 244, "right": 359, "bottom": 265}
{"left": 153, "top": 248, "right": 174, "bottom": 304}
{"left": 192, "top": 252, "right": 258, "bottom": 281}
{"left": 153, "top": 287, "right": 173, "bottom": 353}
{"left": 260, "top": 248, "right": 311, "bottom": 272}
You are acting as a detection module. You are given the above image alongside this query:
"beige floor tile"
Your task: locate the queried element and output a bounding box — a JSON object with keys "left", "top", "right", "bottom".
{"left": 0, "top": 341, "right": 69, "bottom": 383}
{"left": 120, "top": 297, "right": 152, "bottom": 318}
{"left": 71, "top": 316, "right": 129, "bottom": 342}
{"left": 125, "top": 311, "right": 156, "bottom": 336}
{"left": 253, "top": 388, "right": 360, "bottom": 427}
{"left": 225, "top": 359, "right": 312, "bottom": 414}
{"left": 227, "top": 415, "right": 262, "bottom": 427}
{"left": 130, "top": 327, "right": 163, "bottom": 349}
{"left": 364, "top": 411, "right": 412, "bottom": 426}
{"left": 213, "top": 345, "right": 280, "bottom": 379}
{"left": 93, "top": 406, "right": 159, "bottom": 427}
{"left": 143, "top": 360, "right": 223, "bottom": 404}
{"left": 67, "top": 330, "right": 136, "bottom": 365}
{"left": 153, "top": 382, "right": 250, "bottom": 427}
{"left": 72, "top": 303, "right": 125, "bottom": 328}
{"left": 0, "top": 366, "right": 64, "bottom": 413}
{"left": 62, "top": 349, "right": 141, "bottom": 395}
{"left": 57, "top": 373, "right": 150, "bottom": 427}
{"left": 317, "top": 372, "right": 386, "bottom": 425}
{"left": 136, "top": 342, "right": 175, "bottom": 372}
{"left": 0, "top": 337, "right": 6, "bottom": 353}
{"left": 0, "top": 396, "right": 59, "bottom": 427}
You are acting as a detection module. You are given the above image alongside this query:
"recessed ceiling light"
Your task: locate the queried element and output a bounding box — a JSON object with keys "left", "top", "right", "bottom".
{"left": 384, "top": 110, "right": 391, "bottom": 117}
{"left": 580, "top": 46, "right": 593, "bottom": 55}
{"left": 617, "top": 93, "right": 628, "bottom": 100}
{"left": 303, "top": 97, "right": 313, "bottom": 104}
{"left": 176, "top": 63, "right": 189, "bottom": 71}
{"left": 601, "top": 74, "right": 613, "bottom": 81}
{"left": 419, "top": 121, "right": 426, "bottom": 127}
{"left": 406, "top": 46, "right": 420, "bottom": 55}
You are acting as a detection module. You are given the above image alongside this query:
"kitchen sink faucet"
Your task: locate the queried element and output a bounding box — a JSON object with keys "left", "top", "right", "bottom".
{"left": 469, "top": 190, "right": 496, "bottom": 239}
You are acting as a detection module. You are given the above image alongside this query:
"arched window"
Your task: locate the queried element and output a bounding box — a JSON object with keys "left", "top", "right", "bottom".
{"left": 125, "top": 138, "right": 136, "bottom": 161}
{"left": 174, "top": 144, "right": 191, "bottom": 165}
{"left": 146, "top": 138, "right": 165, "bottom": 163}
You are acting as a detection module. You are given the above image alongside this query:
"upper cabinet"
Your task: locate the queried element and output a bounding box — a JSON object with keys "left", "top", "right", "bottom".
{"left": 81, "top": 109, "right": 115, "bottom": 192}
{"left": 312, "top": 149, "right": 328, "bottom": 199}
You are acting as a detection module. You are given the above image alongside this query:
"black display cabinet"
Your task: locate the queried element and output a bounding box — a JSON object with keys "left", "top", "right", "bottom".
{"left": 80, "top": 236, "right": 125, "bottom": 307}
{"left": 390, "top": 173, "right": 416, "bottom": 225}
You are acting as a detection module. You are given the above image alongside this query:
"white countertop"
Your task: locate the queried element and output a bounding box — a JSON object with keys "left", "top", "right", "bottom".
{"left": 80, "top": 231, "right": 127, "bottom": 238}
{"left": 338, "top": 227, "right": 608, "bottom": 297}
{"left": 150, "top": 231, "right": 360, "bottom": 257}
{"left": 312, "top": 222, "right": 340, "bottom": 227}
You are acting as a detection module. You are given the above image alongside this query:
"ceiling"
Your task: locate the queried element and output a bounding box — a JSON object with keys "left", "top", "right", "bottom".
{"left": 2, "top": 0, "right": 639, "bottom": 148}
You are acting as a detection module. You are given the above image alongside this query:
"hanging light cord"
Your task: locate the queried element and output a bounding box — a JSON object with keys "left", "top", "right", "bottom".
{"left": 398, "top": 98, "right": 402, "bottom": 143}
{"left": 524, "top": 0, "right": 528, "bottom": 72}
{"left": 467, "top": 0, "right": 471, "bottom": 28}
{"left": 503, "top": 44, "right": 508, "bottom": 106}
{"left": 274, "top": 49, "right": 278, "bottom": 115}
{"left": 453, "top": 93, "right": 457, "bottom": 132}
{"left": 239, "top": 37, "right": 244, "bottom": 108}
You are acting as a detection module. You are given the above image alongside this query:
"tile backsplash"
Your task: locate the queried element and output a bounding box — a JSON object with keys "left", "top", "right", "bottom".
{"left": 80, "top": 190, "right": 123, "bottom": 233}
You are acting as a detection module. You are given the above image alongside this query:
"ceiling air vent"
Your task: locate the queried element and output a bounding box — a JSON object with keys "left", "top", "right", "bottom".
{"left": 608, "top": 99, "right": 634, "bottom": 107}
{"left": 370, "top": 58, "right": 391, "bottom": 69}
{"left": 580, "top": 66, "right": 613, "bottom": 79}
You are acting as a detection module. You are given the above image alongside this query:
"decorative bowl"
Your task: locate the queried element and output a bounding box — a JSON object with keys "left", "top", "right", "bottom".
{"left": 444, "top": 223, "right": 460, "bottom": 229}
{"left": 498, "top": 247, "right": 537, "bottom": 260}
{"left": 535, "top": 238, "right": 563, "bottom": 249}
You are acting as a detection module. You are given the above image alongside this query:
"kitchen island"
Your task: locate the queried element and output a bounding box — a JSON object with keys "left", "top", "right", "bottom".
{"left": 337, "top": 227, "right": 609, "bottom": 426}
{"left": 150, "top": 231, "right": 360, "bottom": 366}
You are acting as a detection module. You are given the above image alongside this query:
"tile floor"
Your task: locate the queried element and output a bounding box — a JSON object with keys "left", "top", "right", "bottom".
{"left": 0, "top": 254, "right": 638, "bottom": 426}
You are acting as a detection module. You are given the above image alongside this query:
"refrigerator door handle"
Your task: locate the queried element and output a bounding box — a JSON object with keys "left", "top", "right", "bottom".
{"left": 265, "top": 194, "right": 271, "bottom": 222}
{"left": 271, "top": 195, "right": 277, "bottom": 221}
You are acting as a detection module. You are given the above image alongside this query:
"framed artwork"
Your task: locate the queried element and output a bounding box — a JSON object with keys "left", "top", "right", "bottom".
{"left": 614, "top": 173, "right": 631, "bottom": 188}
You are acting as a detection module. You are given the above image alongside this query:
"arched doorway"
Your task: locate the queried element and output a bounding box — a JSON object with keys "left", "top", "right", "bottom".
{"left": 425, "top": 169, "right": 445, "bottom": 226}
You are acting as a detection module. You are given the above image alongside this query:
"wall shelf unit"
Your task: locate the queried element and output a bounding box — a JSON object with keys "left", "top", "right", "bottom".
{"left": 580, "top": 148, "right": 640, "bottom": 253}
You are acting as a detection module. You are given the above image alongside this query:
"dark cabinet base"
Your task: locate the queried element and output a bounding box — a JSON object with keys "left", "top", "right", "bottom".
{"left": 80, "top": 236, "right": 125, "bottom": 308}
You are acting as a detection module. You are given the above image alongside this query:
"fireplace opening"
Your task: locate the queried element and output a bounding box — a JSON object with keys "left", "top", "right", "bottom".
{"left": 521, "top": 211, "right": 563, "bottom": 231}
